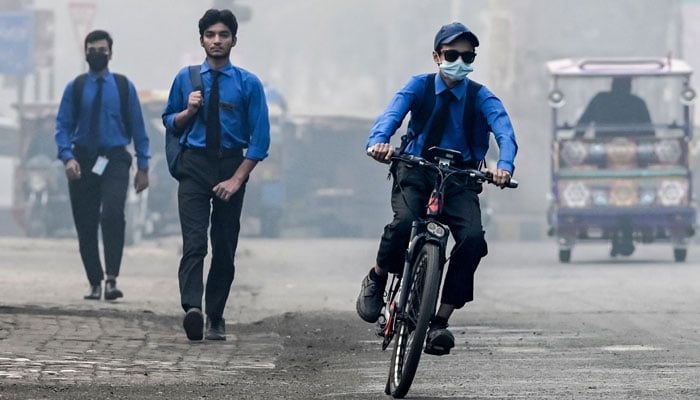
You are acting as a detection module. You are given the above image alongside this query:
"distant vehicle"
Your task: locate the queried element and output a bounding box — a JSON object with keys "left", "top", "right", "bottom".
{"left": 12, "top": 102, "right": 149, "bottom": 244}
{"left": 0, "top": 117, "right": 21, "bottom": 236}
{"left": 239, "top": 85, "right": 289, "bottom": 237}
{"left": 546, "top": 57, "right": 697, "bottom": 262}
{"left": 138, "top": 90, "right": 181, "bottom": 238}
{"left": 0, "top": 117, "right": 20, "bottom": 211}
{"left": 279, "top": 114, "right": 391, "bottom": 237}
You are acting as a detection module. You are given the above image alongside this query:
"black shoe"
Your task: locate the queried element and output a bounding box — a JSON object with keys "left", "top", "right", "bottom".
{"left": 83, "top": 285, "right": 101, "bottom": 300}
{"left": 104, "top": 280, "right": 123, "bottom": 301}
{"left": 205, "top": 318, "right": 226, "bottom": 341}
{"left": 183, "top": 308, "right": 204, "bottom": 341}
{"left": 424, "top": 326, "right": 455, "bottom": 356}
{"left": 356, "top": 272, "right": 385, "bottom": 323}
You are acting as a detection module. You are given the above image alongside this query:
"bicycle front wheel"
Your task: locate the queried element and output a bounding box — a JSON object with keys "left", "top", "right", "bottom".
{"left": 387, "top": 242, "right": 442, "bottom": 398}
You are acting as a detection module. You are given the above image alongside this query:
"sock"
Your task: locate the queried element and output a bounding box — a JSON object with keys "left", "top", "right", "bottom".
{"left": 369, "top": 267, "right": 388, "bottom": 285}
{"left": 431, "top": 316, "right": 449, "bottom": 329}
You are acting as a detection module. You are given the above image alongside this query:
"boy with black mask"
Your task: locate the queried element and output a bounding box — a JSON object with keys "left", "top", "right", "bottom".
{"left": 54, "top": 29, "right": 150, "bottom": 301}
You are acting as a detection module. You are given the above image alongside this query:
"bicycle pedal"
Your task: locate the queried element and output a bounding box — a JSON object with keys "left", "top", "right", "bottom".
{"left": 375, "top": 314, "right": 388, "bottom": 337}
{"left": 375, "top": 324, "right": 387, "bottom": 337}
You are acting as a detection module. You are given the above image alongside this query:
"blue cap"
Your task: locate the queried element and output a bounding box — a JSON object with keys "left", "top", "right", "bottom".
{"left": 434, "top": 22, "right": 479, "bottom": 51}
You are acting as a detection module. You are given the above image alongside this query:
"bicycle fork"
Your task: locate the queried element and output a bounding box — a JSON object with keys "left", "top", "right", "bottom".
{"left": 378, "top": 217, "right": 450, "bottom": 348}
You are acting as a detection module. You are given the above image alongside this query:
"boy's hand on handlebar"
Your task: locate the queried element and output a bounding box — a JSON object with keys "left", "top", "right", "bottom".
{"left": 493, "top": 169, "right": 512, "bottom": 189}
{"left": 368, "top": 143, "right": 394, "bottom": 164}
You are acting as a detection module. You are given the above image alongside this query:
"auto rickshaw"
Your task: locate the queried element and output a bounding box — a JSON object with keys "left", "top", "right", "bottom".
{"left": 546, "top": 57, "right": 697, "bottom": 262}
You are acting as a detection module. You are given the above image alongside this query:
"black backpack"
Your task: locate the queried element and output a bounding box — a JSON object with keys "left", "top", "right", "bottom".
{"left": 165, "top": 65, "right": 203, "bottom": 179}
{"left": 72, "top": 73, "right": 131, "bottom": 135}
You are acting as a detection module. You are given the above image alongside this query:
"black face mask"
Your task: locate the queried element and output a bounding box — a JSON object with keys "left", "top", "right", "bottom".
{"left": 86, "top": 52, "right": 109, "bottom": 72}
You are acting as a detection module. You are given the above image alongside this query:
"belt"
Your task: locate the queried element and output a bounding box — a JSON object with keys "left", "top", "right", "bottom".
{"left": 184, "top": 146, "right": 243, "bottom": 159}
{"left": 97, "top": 146, "right": 126, "bottom": 156}
{"left": 73, "top": 145, "right": 126, "bottom": 157}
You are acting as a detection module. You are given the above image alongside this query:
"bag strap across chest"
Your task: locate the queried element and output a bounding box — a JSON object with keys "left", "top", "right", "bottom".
{"left": 72, "top": 73, "right": 131, "bottom": 134}
{"left": 400, "top": 74, "right": 483, "bottom": 162}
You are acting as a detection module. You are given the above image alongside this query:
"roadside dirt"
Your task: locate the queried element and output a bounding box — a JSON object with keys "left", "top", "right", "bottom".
{"left": 0, "top": 307, "right": 384, "bottom": 400}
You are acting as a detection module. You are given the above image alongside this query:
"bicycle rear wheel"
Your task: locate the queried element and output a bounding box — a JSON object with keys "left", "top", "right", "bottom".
{"left": 387, "top": 242, "right": 442, "bottom": 398}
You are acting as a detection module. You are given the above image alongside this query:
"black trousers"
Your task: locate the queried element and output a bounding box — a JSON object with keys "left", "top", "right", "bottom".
{"left": 177, "top": 148, "right": 246, "bottom": 320}
{"left": 376, "top": 161, "right": 488, "bottom": 308}
{"left": 68, "top": 146, "right": 131, "bottom": 286}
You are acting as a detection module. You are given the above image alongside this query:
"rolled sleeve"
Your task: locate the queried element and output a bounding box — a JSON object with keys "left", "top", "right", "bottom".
{"left": 162, "top": 69, "right": 189, "bottom": 132}
{"left": 163, "top": 113, "right": 179, "bottom": 132}
{"left": 243, "top": 76, "right": 270, "bottom": 161}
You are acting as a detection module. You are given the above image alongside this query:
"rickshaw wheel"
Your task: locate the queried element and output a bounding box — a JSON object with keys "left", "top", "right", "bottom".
{"left": 673, "top": 248, "right": 687, "bottom": 263}
{"left": 559, "top": 249, "right": 571, "bottom": 263}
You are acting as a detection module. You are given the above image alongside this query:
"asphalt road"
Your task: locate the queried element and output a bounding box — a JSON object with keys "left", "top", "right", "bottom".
{"left": 1, "top": 236, "right": 699, "bottom": 399}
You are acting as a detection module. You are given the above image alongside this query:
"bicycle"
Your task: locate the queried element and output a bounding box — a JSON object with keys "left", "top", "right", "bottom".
{"left": 370, "top": 146, "right": 518, "bottom": 398}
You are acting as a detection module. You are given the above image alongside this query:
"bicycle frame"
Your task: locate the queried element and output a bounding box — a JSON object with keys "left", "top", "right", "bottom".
{"left": 372, "top": 146, "right": 518, "bottom": 398}
{"left": 380, "top": 148, "right": 482, "bottom": 346}
{"left": 397, "top": 220, "right": 449, "bottom": 314}
{"left": 380, "top": 218, "right": 450, "bottom": 345}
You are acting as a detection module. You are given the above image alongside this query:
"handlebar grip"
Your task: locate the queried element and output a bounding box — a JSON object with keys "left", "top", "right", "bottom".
{"left": 367, "top": 146, "right": 401, "bottom": 158}
{"left": 481, "top": 170, "right": 519, "bottom": 189}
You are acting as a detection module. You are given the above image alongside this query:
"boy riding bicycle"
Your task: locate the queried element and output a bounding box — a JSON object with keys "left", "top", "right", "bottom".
{"left": 357, "top": 22, "right": 518, "bottom": 356}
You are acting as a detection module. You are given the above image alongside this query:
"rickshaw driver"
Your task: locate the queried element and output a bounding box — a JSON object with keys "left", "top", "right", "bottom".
{"left": 574, "top": 76, "right": 654, "bottom": 138}
{"left": 573, "top": 76, "right": 654, "bottom": 257}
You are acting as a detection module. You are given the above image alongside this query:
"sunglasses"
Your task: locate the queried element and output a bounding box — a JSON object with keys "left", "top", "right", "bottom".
{"left": 441, "top": 50, "right": 477, "bottom": 64}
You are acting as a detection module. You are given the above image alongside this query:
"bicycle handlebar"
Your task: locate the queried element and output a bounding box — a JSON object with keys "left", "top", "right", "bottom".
{"left": 367, "top": 147, "right": 519, "bottom": 189}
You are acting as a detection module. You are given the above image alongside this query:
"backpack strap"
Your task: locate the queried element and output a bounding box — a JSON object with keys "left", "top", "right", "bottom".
{"left": 401, "top": 74, "right": 483, "bottom": 163}
{"left": 112, "top": 73, "right": 131, "bottom": 135}
{"left": 174, "top": 65, "right": 203, "bottom": 141}
{"left": 398, "top": 73, "right": 436, "bottom": 154}
{"left": 166, "top": 65, "right": 204, "bottom": 178}
{"left": 71, "top": 73, "right": 88, "bottom": 123}
{"left": 415, "top": 73, "right": 437, "bottom": 131}
{"left": 463, "top": 79, "right": 483, "bottom": 165}
{"left": 189, "top": 65, "right": 203, "bottom": 91}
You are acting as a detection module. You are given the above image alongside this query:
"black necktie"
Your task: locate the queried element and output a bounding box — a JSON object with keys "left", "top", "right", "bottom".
{"left": 206, "top": 70, "right": 221, "bottom": 155}
{"left": 422, "top": 89, "right": 455, "bottom": 158}
{"left": 88, "top": 77, "right": 104, "bottom": 156}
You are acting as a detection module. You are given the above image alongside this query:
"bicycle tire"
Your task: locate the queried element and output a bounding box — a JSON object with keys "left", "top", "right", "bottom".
{"left": 387, "top": 242, "right": 442, "bottom": 398}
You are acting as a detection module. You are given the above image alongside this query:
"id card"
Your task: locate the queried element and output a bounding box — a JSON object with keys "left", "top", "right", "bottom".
{"left": 91, "top": 156, "right": 109, "bottom": 176}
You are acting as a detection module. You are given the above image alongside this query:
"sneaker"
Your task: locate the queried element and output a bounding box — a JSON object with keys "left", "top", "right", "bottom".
{"left": 183, "top": 308, "right": 204, "bottom": 341}
{"left": 424, "top": 326, "right": 455, "bottom": 356}
{"left": 205, "top": 318, "right": 226, "bottom": 341}
{"left": 356, "top": 273, "right": 385, "bottom": 323}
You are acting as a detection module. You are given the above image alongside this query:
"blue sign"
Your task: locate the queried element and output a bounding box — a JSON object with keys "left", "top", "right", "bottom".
{"left": 0, "top": 11, "right": 35, "bottom": 74}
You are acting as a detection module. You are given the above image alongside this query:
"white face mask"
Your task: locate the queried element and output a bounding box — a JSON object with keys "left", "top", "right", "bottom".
{"left": 439, "top": 59, "right": 474, "bottom": 81}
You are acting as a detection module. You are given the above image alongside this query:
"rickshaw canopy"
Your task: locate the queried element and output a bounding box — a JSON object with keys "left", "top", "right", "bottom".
{"left": 546, "top": 57, "right": 693, "bottom": 78}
